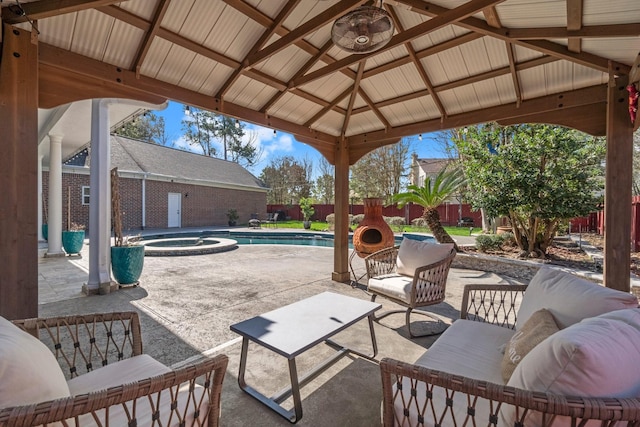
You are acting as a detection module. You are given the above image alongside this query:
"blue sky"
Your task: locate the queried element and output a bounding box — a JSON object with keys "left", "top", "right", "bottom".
{"left": 154, "top": 101, "right": 449, "bottom": 177}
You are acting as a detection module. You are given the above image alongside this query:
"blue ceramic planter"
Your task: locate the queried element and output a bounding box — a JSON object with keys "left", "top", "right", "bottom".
{"left": 62, "top": 230, "right": 84, "bottom": 254}
{"left": 111, "top": 245, "right": 145, "bottom": 285}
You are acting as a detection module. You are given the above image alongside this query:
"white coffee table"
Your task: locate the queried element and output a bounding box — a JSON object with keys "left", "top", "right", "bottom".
{"left": 230, "top": 291, "right": 381, "bottom": 423}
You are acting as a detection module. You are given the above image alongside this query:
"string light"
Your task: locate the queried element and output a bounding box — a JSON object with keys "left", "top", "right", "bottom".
{"left": 273, "top": 129, "right": 277, "bottom": 137}
{"left": 235, "top": 119, "right": 240, "bottom": 129}
{"left": 184, "top": 105, "right": 191, "bottom": 116}
{"left": 418, "top": 134, "right": 422, "bottom": 140}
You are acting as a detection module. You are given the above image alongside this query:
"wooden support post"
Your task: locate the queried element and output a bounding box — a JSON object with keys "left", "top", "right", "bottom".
{"left": 0, "top": 25, "right": 39, "bottom": 319}
{"left": 332, "top": 139, "right": 351, "bottom": 283}
{"left": 604, "top": 72, "right": 633, "bottom": 292}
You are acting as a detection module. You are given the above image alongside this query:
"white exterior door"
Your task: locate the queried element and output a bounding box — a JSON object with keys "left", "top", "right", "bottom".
{"left": 168, "top": 193, "right": 182, "bottom": 228}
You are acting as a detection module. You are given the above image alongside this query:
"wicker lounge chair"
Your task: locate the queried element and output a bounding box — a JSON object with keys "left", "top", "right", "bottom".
{"left": 0, "top": 312, "right": 228, "bottom": 427}
{"left": 365, "top": 238, "right": 456, "bottom": 338}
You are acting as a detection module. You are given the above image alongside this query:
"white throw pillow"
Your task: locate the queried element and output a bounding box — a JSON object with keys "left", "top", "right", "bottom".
{"left": 396, "top": 238, "right": 454, "bottom": 276}
{"left": 506, "top": 308, "right": 640, "bottom": 425}
{"left": 516, "top": 267, "right": 638, "bottom": 329}
{"left": 0, "top": 316, "right": 70, "bottom": 409}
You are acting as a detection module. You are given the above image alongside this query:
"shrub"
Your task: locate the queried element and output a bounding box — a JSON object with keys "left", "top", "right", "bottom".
{"left": 500, "top": 231, "right": 516, "bottom": 247}
{"left": 384, "top": 216, "right": 405, "bottom": 226}
{"left": 411, "top": 217, "right": 428, "bottom": 227}
{"left": 475, "top": 234, "right": 505, "bottom": 252}
{"left": 351, "top": 214, "right": 364, "bottom": 225}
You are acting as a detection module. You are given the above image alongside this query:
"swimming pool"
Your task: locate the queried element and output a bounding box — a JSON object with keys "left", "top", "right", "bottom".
{"left": 140, "top": 231, "right": 434, "bottom": 255}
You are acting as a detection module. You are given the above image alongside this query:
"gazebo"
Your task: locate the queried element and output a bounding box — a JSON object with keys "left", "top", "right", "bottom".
{"left": 1, "top": 0, "right": 638, "bottom": 319}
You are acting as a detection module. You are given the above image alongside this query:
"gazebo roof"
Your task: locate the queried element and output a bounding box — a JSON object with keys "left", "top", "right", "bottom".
{"left": 6, "top": 0, "right": 638, "bottom": 164}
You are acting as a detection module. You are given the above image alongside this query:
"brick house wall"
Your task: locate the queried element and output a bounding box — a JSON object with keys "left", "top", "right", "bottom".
{"left": 43, "top": 170, "right": 267, "bottom": 232}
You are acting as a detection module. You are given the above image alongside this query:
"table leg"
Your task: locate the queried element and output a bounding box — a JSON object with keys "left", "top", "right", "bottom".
{"left": 237, "top": 337, "right": 304, "bottom": 423}
{"left": 325, "top": 313, "right": 378, "bottom": 360}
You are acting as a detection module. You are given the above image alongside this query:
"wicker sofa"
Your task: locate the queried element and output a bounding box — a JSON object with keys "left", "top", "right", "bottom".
{"left": 380, "top": 267, "right": 640, "bottom": 426}
{"left": 0, "top": 312, "right": 228, "bottom": 427}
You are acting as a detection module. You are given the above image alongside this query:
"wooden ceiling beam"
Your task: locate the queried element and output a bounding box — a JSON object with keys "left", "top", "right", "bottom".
{"left": 351, "top": 55, "right": 556, "bottom": 115}
{"left": 2, "top": 0, "right": 123, "bottom": 24}
{"left": 341, "top": 61, "right": 366, "bottom": 136}
{"left": 508, "top": 24, "right": 639, "bottom": 40}
{"left": 506, "top": 42, "right": 522, "bottom": 107}
{"left": 293, "top": 0, "right": 505, "bottom": 88}
{"left": 386, "top": 4, "right": 447, "bottom": 118}
{"left": 245, "top": 0, "right": 366, "bottom": 67}
{"left": 217, "top": 0, "right": 300, "bottom": 99}
{"left": 261, "top": 39, "right": 334, "bottom": 114}
{"left": 131, "top": 0, "right": 170, "bottom": 77}
{"left": 629, "top": 51, "right": 640, "bottom": 84}
{"left": 357, "top": 88, "right": 391, "bottom": 131}
{"left": 38, "top": 43, "right": 338, "bottom": 147}
{"left": 347, "top": 84, "right": 607, "bottom": 145}
{"left": 362, "top": 32, "right": 482, "bottom": 79}
{"left": 304, "top": 87, "right": 352, "bottom": 128}
{"left": 396, "top": 0, "right": 630, "bottom": 74}
{"left": 566, "top": 0, "right": 583, "bottom": 52}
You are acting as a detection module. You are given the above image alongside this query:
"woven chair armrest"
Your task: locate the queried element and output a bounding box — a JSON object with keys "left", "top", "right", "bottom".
{"left": 365, "top": 246, "right": 399, "bottom": 278}
{"left": 0, "top": 354, "right": 229, "bottom": 427}
{"left": 12, "top": 312, "right": 143, "bottom": 379}
{"left": 380, "top": 358, "right": 640, "bottom": 426}
{"left": 460, "top": 284, "right": 528, "bottom": 329}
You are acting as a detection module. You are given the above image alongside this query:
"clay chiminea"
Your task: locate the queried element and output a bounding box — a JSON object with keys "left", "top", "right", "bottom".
{"left": 352, "top": 197, "right": 395, "bottom": 257}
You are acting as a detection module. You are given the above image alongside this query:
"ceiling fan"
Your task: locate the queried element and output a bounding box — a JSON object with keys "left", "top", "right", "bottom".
{"left": 331, "top": 1, "right": 394, "bottom": 54}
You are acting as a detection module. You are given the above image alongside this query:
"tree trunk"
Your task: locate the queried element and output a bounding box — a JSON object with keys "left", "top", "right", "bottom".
{"left": 424, "top": 208, "right": 460, "bottom": 251}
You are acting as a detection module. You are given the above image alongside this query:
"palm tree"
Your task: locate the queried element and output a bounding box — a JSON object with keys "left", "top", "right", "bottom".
{"left": 394, "top": 167, "right": 466, "bottom": 251}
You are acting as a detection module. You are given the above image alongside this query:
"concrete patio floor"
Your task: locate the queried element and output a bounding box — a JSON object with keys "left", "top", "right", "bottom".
{"left": 37, "top": 231, "right": 520, "bottom": 426}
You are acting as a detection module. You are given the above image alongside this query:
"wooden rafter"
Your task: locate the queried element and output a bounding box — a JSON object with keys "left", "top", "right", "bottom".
{"left": 97, "top": 5, "right": 340, "bottom": 117}
{"left": 506, "top": 42, "right": 522, "bottom": 106}
{"left": 293, "top": 0, "right": 505, "bottom": 88}
{"left": 131, "top": 0, "right": 170, "bottom": 77}
{"left": 358, "top": 89, "right": 391, "bottom": 130}
{"left": 351, "top": 56, "right": 556, "bottom": 116}
{"left": 342, "top": 61, "right": 366, "bottom": 136}
{"left": 217, "top": 0, "right": 300, "bottom": 99}
{"left": 245, "top": 0, "right": 366, "bottom": 68}
{"left": 304, "top": 87, "right": 352, "bottom": 128}
{"left": 482, "top": 7, "right": 523, "bottom": 108}
{"left": 507, "top": 24, "right": 639, "bottom": 40}
{"left": 362, "top": 32, "right": 482, "bottom": 79}
{"left": 567, "top": 0, "right": 583, "bottom": 53}
{"left": 396, "top": 0, "right": 630, "bottom": 74}
{"left": 347, "top": 84, "right": 607, "bottom": 146}
{"left": 260, "top": 39, "right": 335, "bottom": 114}
{"left": 1, "top": 0, "right": 123, "bottom": 24}
{"left": 386, "top": 4, "right": 447, "bottom": 119}
{"left": 38, "top": 43, "right": 338, "bottom": 150}
{"left": 631, "top": 52, "right": 640, "bottom": 84}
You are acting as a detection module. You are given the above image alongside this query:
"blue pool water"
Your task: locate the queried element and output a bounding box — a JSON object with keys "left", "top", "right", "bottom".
{"left": 141, "top": 231, "right": 434, "bottom": 248}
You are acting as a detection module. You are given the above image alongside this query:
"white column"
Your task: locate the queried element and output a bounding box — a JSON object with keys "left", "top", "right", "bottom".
{"left": 37, "top": 152, "right": 44, "bottom": 242}
{"left": 46, "top": 134, "right": 64, "bottom": 257}
{"left": 86, "top": 99, "right": 114, "bottom": 295}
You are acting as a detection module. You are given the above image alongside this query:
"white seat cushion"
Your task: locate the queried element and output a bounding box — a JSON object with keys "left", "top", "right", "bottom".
{"left": 415, "top": 320, "right": 515, "bottom": 384}
{"left": 516, "top": 267, "right": 638, "bottom": 329}
{"left": 67, "top": 354, "right": 171, "bottom": 396}
{"left": 0, "top": 316, "right": 70, "bottom": 409}
{"left": 506, "top": 308, "right": 640, "bottom": 426}
{"left": 368, "top": 273, "right": 413, "bottom": 303}
{"left": 396, "top": 238, "right": 454, "bottom": 276}
{"left": 68, "top": 355, "right": 209, "bottom": 427}
{"left": 392, "top": 320, "right": 515, "bottom": 426}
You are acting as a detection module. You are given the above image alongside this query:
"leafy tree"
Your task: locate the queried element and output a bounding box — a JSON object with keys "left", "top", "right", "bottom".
{"left": 393, "top": 166, "right": 466, "bottom": 250}
{"left": 114, "top": 112, "right": 170, "bottom": 145}
{"left": 182, "top": 107, "right": 218, "bottom": 156}
{"left": 259, "top": 156, "right": 313, "bottom": 204}
{"left": 350, "top": 139, "right": 410, "bottom": 204}
{"left": 455, "top": 124, "right": 605, "bottom": 257}
{"left": 181, "top": 107, "right": 262, "bottom": 166}
{"left": 314, "top": 156, "right": 334, "bottom": 204}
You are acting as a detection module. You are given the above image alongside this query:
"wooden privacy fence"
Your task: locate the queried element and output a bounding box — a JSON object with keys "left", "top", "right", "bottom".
{"left": 267, "top": 203, "right": 482, "bottom": 227}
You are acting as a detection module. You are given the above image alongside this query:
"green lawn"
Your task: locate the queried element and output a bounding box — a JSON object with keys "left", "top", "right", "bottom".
{"left": 263, "top": 220, "right": 481, "bottom": 236}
